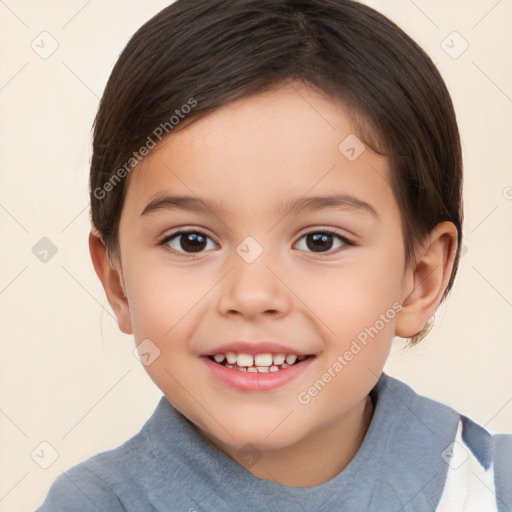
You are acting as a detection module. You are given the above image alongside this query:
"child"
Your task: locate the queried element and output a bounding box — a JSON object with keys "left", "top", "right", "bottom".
{"left": 37, "top": 0, "right": 511, "bottom": 510}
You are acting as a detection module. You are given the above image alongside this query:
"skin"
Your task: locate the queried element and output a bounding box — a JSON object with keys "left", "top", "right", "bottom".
{"left": 90, "top": 81, "right": 457, "bottom": 487}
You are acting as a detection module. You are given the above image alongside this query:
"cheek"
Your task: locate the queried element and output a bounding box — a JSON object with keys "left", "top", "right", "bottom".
{"left": 293, "top": 255, "right": 403, "bottom": 426}
{"left": 291, "top": 248, "right": 405, "bottom": 343}
{"left": 124, "top": 257, "right": 203, "bottom": 341}
{"left": 123, "top": 261, "right": 209, "bottom": 418}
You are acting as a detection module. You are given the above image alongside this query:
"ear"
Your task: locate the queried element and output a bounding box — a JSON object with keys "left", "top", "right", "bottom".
{"left": 395, "top": 221, "right": 458, "bottom": 338}
{"left": 88, "top": 229, "right": 133, "bottom": 334}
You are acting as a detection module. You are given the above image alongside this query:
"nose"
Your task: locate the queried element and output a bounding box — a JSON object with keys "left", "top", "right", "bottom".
{"left": 216, "top": 251, "right": 292, "bottom": 320}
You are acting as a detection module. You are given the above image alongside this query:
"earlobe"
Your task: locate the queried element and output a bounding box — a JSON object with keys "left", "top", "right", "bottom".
{"left": 88, "top": 229, "right": 133, "bottom": 335}
{"left": 395, "top": 222, "right": 458, "bottom": 339}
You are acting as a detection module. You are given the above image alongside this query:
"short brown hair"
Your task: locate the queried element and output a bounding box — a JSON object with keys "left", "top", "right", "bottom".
{"left": 89, "top": 0, "right": 463, "bottom": 344}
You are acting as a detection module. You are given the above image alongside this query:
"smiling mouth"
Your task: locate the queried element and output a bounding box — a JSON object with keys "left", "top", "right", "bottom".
{"left": 207, "top": 352, "right": 312, "bottom": 372}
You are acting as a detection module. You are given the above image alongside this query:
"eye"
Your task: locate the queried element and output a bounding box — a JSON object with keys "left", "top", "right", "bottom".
{"left": 160, "top": 230, "right": 217, "bottom": 254}
{"left": 294, "top": 230, "right": 351, "bottom": 253}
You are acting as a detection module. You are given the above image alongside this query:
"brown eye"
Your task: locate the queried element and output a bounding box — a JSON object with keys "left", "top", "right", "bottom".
{"left": 164, "top": 231, "right": 217, "bottom": 253}
{"left": 294, "top": 231, "right": 348, "bottom": 253}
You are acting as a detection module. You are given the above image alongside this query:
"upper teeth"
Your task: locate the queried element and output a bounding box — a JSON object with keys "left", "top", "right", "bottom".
{"left": 213, "top": 352, "right": 305, "bottom": 367}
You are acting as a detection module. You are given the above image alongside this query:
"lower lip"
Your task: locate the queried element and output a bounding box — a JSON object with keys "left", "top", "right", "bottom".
{"left": 201, "top": 356, "right": 314, "bottom": 392}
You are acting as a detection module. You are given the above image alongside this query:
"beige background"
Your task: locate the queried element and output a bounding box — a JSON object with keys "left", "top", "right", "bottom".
{"left": 0, "top": 1, "right": 511, "bottom": 510}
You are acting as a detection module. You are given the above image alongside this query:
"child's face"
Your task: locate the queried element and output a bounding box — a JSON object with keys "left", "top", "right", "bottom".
{"left": 117, "top": 82, "right": 411, "bottom": 452}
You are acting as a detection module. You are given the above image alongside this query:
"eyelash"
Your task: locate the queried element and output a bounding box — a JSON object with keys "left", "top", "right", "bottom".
{"left": 158, "top": 228, "right": 354, "bottom": 256}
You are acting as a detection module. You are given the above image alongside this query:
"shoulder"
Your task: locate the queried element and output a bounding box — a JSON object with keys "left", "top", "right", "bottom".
{"left": 492, "top": 432, "right": 512, "bottom": 507}
{"left": 461, "top": 416, "right": 512, "bottom": 508}
{"left": 435, "top": 415, "right": 512, "bottom": 511}
{"left": 35, "top": 463, "right": 125, "bottom": 512}
{"left": 35, "top": 395, "right": 219, "bottom": 511}
{"left": 377, "top": 374, "right": 512, "bottom": 510}
{"left": 35, "top": 404, "right": 163, "bottom": 512}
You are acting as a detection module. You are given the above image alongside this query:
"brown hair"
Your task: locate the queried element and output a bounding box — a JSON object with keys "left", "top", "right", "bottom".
{"left": 89, "top": 0, "right": 463, "bottom": 344}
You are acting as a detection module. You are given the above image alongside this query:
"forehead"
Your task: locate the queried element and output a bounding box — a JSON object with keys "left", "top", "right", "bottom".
{"left": 124, "top": 82, "right": 395, "bottom": 222}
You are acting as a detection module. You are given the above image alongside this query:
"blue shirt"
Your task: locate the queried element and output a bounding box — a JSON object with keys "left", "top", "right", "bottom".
{"left": 36, "top": 373, "right": 512, "bottom": 511}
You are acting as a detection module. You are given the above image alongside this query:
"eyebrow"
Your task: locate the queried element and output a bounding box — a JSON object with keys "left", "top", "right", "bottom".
{"left": 140, "top": 193, "right": 379, "bottom": 218}
{"left": 141, "top": 194, "right": 228, "bottom": 217}
{"left": 279, "top": 194, "right": 379, "bottom": 218}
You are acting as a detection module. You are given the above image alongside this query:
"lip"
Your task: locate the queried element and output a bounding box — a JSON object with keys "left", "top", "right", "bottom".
{"left": 202, "top": 355, "right": 315, "bottom": 393}
{"left": 201, "top": 341, "right": 310, "bottom": 357}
